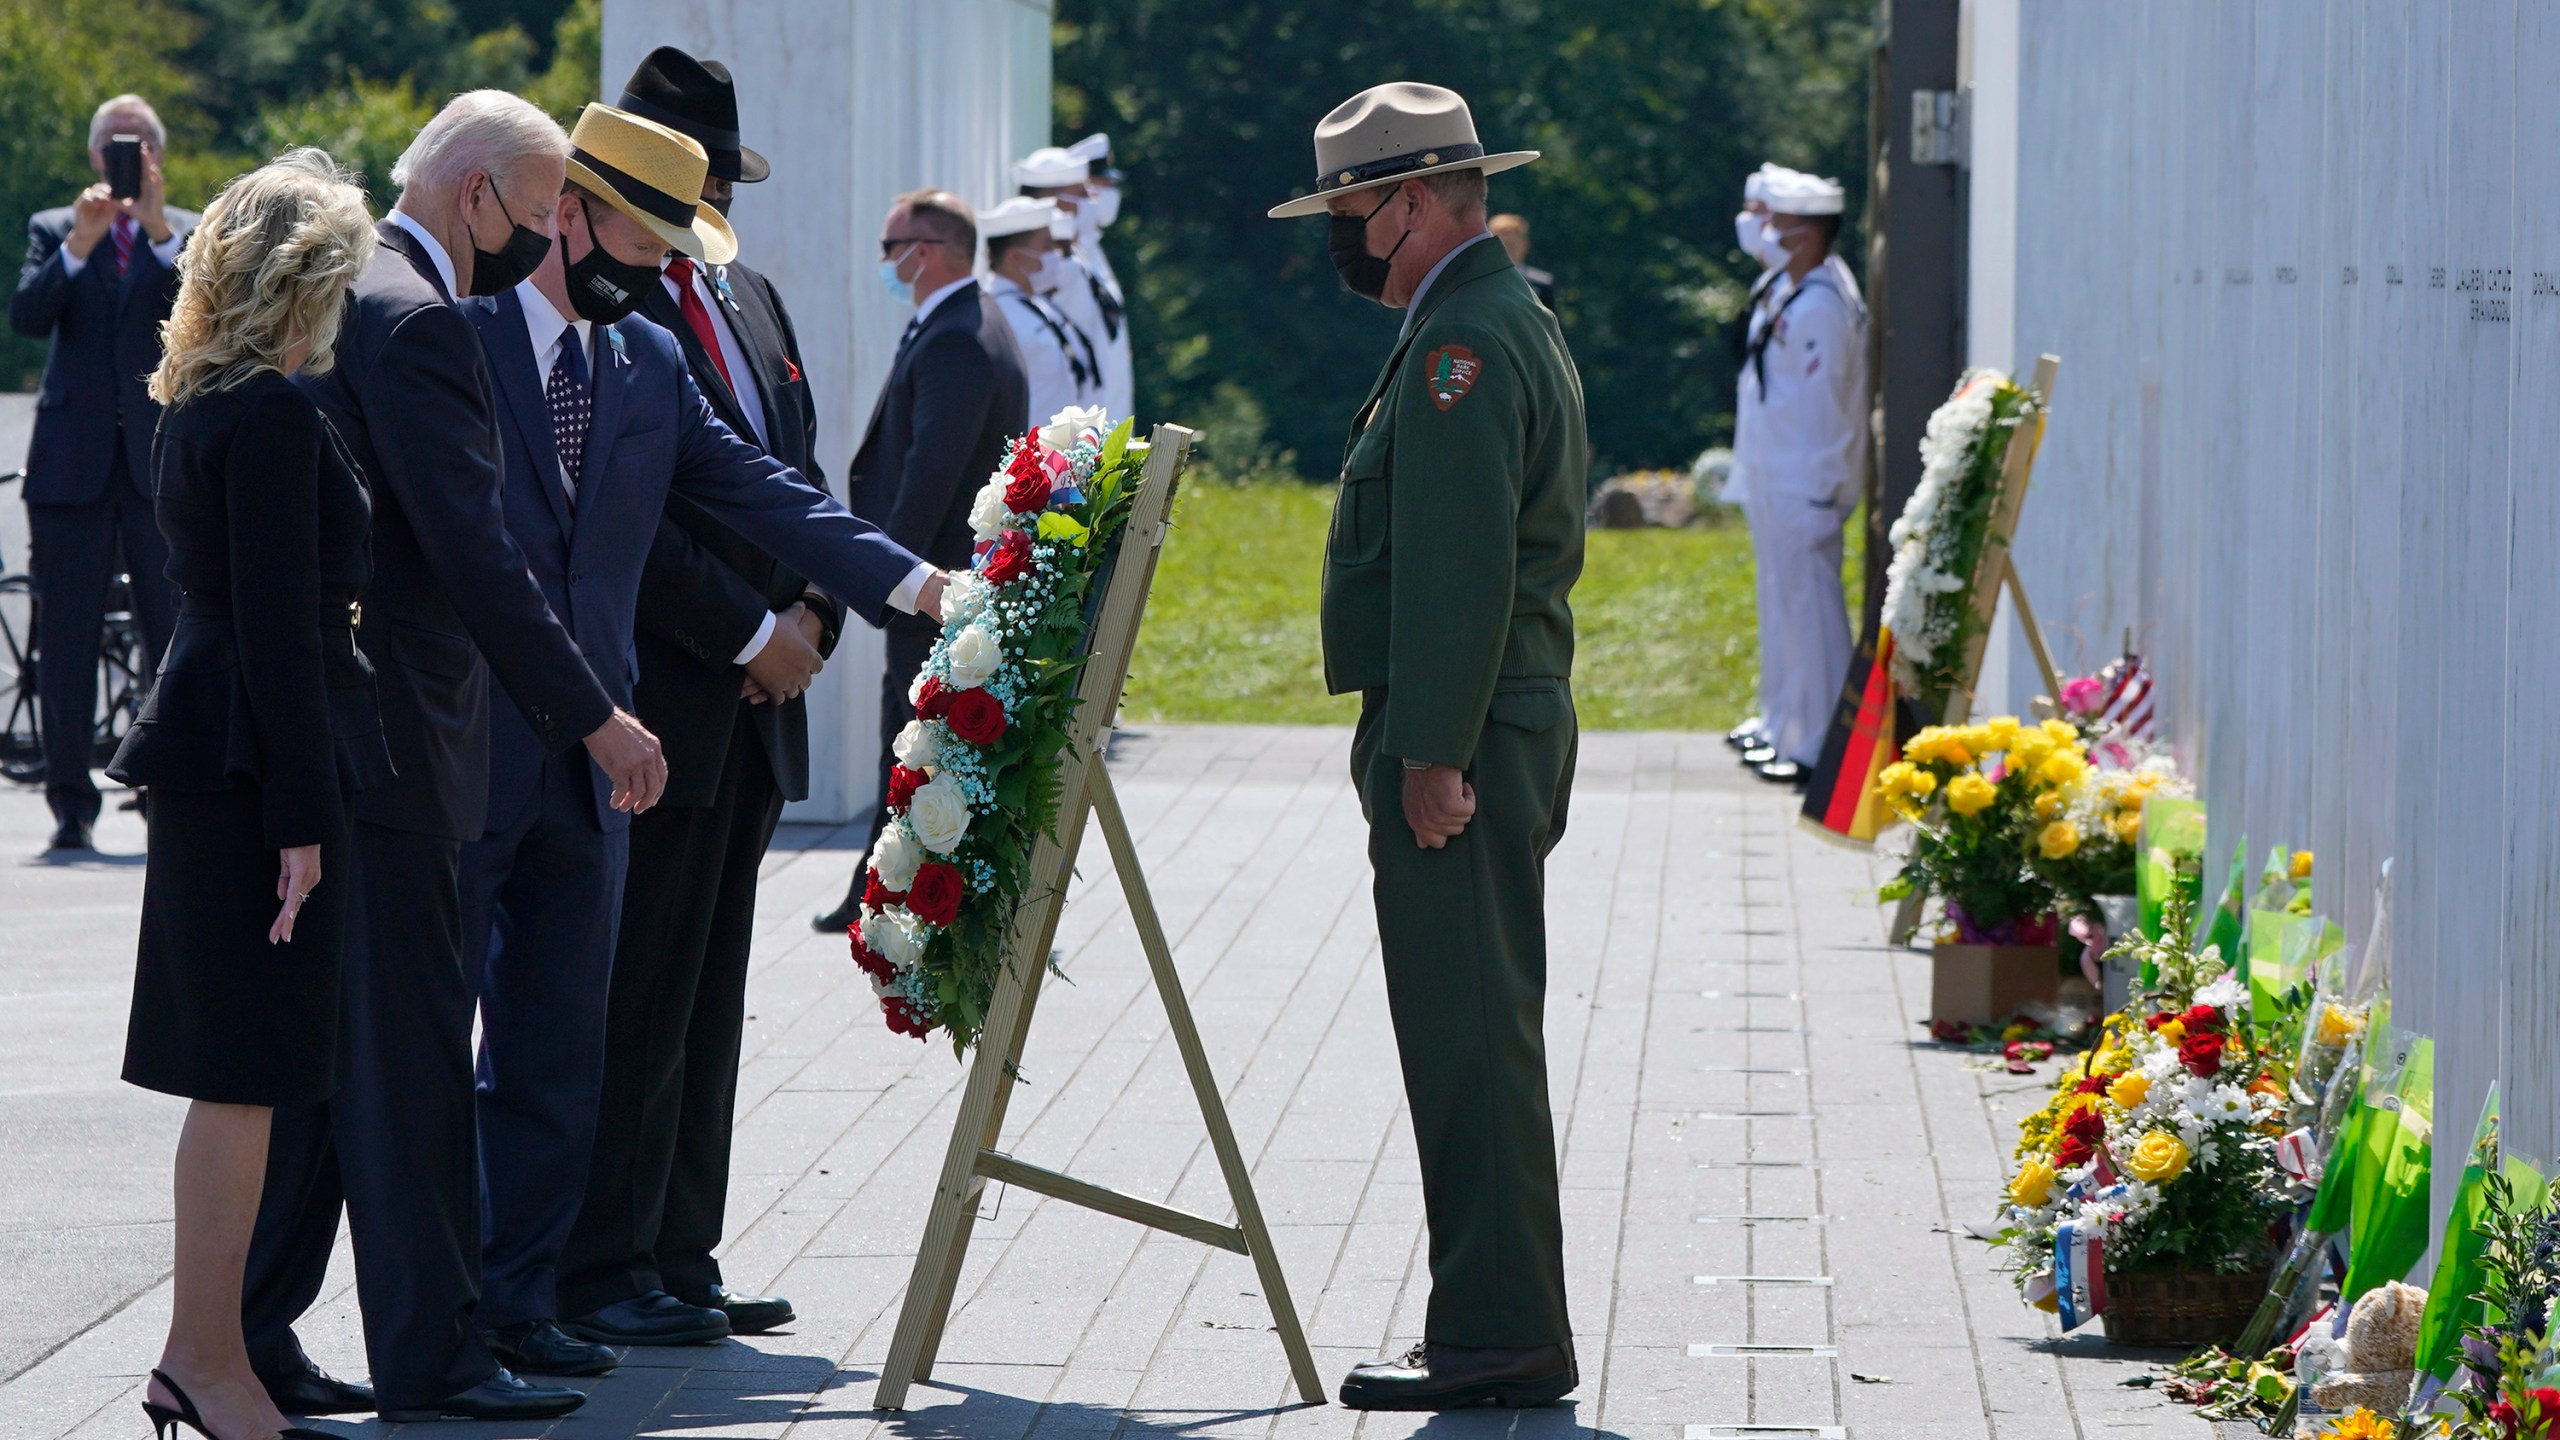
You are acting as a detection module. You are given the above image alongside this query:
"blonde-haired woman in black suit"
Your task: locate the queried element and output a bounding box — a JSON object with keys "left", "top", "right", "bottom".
{"left": 110, "top": 147, "right": 387, "bottom": 1440}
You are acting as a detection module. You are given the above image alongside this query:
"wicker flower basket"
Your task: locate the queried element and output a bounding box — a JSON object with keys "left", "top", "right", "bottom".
{"left": 2100, "top": 1265, "right": 2273, "bottom": 1348}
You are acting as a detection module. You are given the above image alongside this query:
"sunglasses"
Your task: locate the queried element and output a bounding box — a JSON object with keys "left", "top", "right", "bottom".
{"left": 879, "top": 235, "right": 948, "bottom": 257}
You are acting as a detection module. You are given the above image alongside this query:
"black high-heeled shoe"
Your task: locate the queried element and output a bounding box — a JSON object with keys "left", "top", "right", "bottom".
{"left": 141, "top": 1368, "right": 335, "bottom": 1440}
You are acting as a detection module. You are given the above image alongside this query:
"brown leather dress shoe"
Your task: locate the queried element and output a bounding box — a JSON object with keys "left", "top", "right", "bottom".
{"left": 1338, "top": 1341, "right": 1579, "bottom": 1410}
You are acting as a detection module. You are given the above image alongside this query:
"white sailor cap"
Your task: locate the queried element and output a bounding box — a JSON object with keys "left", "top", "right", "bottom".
{"left": 1066, "top": 133, "right": 1112, "bottom": 165}
{"left": 1014, "top": 146, "right": 1090, "bottom": 189}
{"left": 1763, "top": 167, "right": 1845, "bottom": 216}
{"left": 978, "top": 196, "right": 1059, "bottom": 240}
{"left": 1744, "top": 162, "right": 1804, "bottom": 204}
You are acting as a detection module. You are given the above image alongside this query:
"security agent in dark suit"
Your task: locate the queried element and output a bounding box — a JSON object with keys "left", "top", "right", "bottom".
{"left": 237, "top": 91, "right": 669, "bottom": 1428}
{"left": 812, "top": 187, "right": 1027, "bottom": 931}
{"left": 7, "top": 94, "right": 193, "bottom": 850}
{"left": 462, "top": 101, "right": 937, "bottom": 1372}
{"left": 561, "top": 46, "right": 829, "bottom": 1342}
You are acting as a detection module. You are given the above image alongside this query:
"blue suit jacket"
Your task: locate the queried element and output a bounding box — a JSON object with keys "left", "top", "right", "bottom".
{"left": 465, "top": 289, "right": 925, "bottom": 832}
{"left": 9, "top": 204, "right": 199, "bottom": 504}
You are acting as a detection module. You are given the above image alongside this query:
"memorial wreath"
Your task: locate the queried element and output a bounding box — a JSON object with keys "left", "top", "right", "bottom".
{"left": 1879, "top": 367, "right": 2042, "bottom": 709}
{"left": 847, "top": 406, "right": 1147, "bottom": 1050}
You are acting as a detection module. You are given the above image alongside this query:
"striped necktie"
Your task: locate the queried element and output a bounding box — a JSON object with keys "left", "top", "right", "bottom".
{"left": 112, "top": 215, "right": 135, "bottom": 276}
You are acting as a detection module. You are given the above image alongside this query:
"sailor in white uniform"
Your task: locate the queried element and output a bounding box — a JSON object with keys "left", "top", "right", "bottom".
{"left": 1017, "top": 142, "right": 1133, "bottom": 422}
{"left": 1729, "top": 167, "right": 1869, "bottom": 784}
{"left": 979, "top": 196, "right": 1101, "bottom": 428}
{"left": 1723, "top": 162, "right": 1802, "bottom": 758}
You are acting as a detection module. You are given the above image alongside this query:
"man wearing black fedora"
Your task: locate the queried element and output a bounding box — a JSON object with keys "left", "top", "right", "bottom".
{"left": 550, "top": 46, "right": 828, "bottom": 1345}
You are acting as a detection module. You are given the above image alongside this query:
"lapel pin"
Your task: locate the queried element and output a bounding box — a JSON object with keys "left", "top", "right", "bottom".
{"left": 606, "top": 326, "right": 626, "bottom": 362}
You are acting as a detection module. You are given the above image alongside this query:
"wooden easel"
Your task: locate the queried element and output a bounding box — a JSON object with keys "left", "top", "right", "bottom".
{"left": 1889, "top": 354, "right": 2067, "bottom": 942}
{"left": 872, "top": 425, "right": 1326, "bottom": 1411}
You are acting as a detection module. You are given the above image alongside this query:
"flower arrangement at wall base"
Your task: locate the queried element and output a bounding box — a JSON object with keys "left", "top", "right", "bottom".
{"left": 1990, "top": 889, "right": 2290, "bottom": 1346}
{"left": 847, "top": 406, "right": 1146, "bottom": 1050}
{"left": 1878, "top": 368, "right": 2043, "bottom": 714}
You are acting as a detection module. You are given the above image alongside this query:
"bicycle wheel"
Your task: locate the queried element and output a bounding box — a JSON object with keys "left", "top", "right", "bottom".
{"left": 0, "top": 573, "right": 40, "bottom": 784}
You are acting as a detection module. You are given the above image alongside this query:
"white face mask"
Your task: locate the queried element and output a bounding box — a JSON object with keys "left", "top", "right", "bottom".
{"left": 1735, "top": 211, "right": 1787, "bottom": 270}
{"left": 1086, "top": 185, "right": 1121, "bottom": 229}
{"left": 1031, "top": 250, "right": 1076, "bottom": 296}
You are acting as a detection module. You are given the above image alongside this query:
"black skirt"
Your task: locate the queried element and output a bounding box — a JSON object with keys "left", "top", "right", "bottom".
{"left": 123, "top": 782, "right": 347, "bottom": 1106}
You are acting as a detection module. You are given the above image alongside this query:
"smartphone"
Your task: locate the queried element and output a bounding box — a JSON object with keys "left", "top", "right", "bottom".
{"left": 104, "top": 134, "right": 143, "bottom": 201}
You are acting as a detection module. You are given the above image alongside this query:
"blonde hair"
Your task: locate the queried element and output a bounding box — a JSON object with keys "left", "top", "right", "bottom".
{"left": 151, "top": 148, "right": 377, "bottom": 409}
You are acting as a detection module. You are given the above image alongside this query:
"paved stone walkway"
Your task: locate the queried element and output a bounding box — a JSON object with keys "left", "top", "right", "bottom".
{"left": 0, "top": 724, "right": 2209, "bottom": 1440}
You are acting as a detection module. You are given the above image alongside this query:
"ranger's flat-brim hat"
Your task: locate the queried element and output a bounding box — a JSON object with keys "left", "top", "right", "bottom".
{"left": 566, "top": 103, "right": 738, "bottom": 265}
{"left": 1267, "top": 82, "right": 1536, "bottom": 219}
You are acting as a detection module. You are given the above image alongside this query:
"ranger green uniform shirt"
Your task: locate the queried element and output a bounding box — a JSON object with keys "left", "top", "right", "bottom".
{"left": 1322, "top": 236, "right": 1588, "bottom": 768}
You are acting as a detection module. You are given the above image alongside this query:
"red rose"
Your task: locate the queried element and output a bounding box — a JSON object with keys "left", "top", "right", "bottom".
{"left": 1003, "top": 466, "right": 1052, "bottom": 513}
{"left": 916, "top": 675, "right": 955, "bottom": 720}
{"left": 906, "top": 861, "right": 964, "bottom": 926}
{"left": 2074, "top": 1075, "right": 2110, "bottom": 1095}
{"left": 882, "top": 996, "right": 932, "bottom": 1040}
{"left": 2181, "top": 1004, "right": 2222, "bottom": 1033}
{"left": 849, "top": 927, "right": 893, "bottom": 981}
{"left": 2055, "top": 1134, "right": 2095, "bottom": 1170}
{"left": 946, "top": 688, "right": 1008, "bottom": 746}
{"left": 2063, "top": 1106, "right": 2107, "bottom": 1145}
{"left": 885, "top": 764, "right": 928, "bottom": 812}
{"left": 2144, "top": 1012, "right": 2175, "bottom": 1031}
{"left": 982, "top": 529, "right": 1034, "bottom": 585}
{"left": 2178, "top": 1030, "right": 2228, "bottom": 1078}
{"left": 1006, "top": 432, "right": 1048, "bottom": 480}
{"left": 863, "top": 873, "right": 906, "bottom": 911}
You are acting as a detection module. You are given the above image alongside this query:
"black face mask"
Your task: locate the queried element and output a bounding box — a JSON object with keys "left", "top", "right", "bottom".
{"left": 466, "top": 181, "right": 551, "bottom": 297}
{"left": 563, "top": 206, "right": 661, "bottom": 323}
{"left": 1328, "top": 188, "right": 1409, "bottom": 303}
{"left": 703, "top": 189, "right": 733, "bottom": 218}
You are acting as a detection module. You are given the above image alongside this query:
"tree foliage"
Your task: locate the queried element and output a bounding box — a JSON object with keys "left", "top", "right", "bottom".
{"left": 1055, "top": 0, "right": 1871, "bottom": 476}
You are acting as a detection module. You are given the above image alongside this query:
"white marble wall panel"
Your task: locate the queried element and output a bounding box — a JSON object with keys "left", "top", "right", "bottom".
{"left": 1974, "top": 0, "right": 2560, "bottom": 1206}
{"left": 602, "top": 0, "right": 1053, "bottom": 823}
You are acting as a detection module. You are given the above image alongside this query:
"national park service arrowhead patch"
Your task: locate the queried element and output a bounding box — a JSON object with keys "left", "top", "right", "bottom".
{"left": 1423, "top": 344, "right": 1482, "bottom": 411}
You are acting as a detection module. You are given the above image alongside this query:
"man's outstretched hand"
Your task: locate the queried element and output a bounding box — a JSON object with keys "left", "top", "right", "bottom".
{"left": 1401, "top": 763, "right": 1475, "bottom": 849}
{"left": 584, "top": 707, "right": 667, "bottom": 812}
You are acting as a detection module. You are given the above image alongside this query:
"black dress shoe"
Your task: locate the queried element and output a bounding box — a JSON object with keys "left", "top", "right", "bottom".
{"left": 1753, "top": 757, "right": 1808, "bottom": 787}
{"left": 1739, "top": 743, "right": 1779, "bottom": 767}
{"left": 562, "top": 1290, "right": 732, "bottom": 1346}
{"left": 1725, "top": 719, "right": 1766, "bottom": 751}
{"left": 678, "top": 1284, "right": 795, "bottom": 1335}
{"left": 261, "top": 1355, "right": 375, "bottom": 1417}
{"left": 486, "top": 1319, "right": 619, "bottom": 1377}
{"left": 811, "top": 867, "right": 865, "bottom": 933}
{"left": 378, "top": 1368, "right": 585, "bottom": 1423}
{"left": 1339, "top": 1342, "right": 1578, "bottom": 1410}
{"left": 47, "top": 815, "right": 92, "bottom": 851}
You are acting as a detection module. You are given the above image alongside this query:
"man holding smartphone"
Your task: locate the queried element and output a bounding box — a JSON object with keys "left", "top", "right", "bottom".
{"left": 8, "top": 93, "right": 193, "bottom": 850}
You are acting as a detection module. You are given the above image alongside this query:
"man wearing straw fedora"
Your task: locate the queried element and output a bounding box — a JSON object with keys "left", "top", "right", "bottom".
{"left": 1269, "top": 81, "right": 1585, "bottom": 1410}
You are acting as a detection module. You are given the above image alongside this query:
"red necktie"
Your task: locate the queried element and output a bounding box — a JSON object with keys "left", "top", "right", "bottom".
{"left": 663, "top": 258, "right": 735, "bottom": 394}
{"left": 112, "top": 215, "right": 134, "bottom": 276}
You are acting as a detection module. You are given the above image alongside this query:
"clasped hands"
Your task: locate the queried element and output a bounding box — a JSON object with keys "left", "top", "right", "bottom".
{"left": 739, "top": 570, "right": 953, "bottom": 706}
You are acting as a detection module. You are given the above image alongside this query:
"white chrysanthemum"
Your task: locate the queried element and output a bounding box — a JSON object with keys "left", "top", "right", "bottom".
{"left": 2193, "top": 974, "right": 2244, "bottom": 1011}
{"left": 946, "top": 624, "right": 1001, "bottom": 687}
{"left": 2201, "top": 1084, "right": 2252, "bottom": 1124}
{"left": 906, "top": 776, "right": 972, "bottom": 854}
{"left": 892, "top": 720, "right": 940, "bottom": 771}
{"left": 968, "top": 475, "right": 1015, "bottom": 541}
{"left": 870, "top": 821, "right": 923, "bottom": 891}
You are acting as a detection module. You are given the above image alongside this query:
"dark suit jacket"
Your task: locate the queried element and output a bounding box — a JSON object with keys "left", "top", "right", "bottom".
{"left": 9, "top": 204, "right": 199, "bottom": 504}
{"left": 300, "top": 220, "right": 617, "bottom": 843}
{"left": 632, "top": 259, "right": 844, "bottom": 809}
{"left": 107, "top": 371, "right": 390, "bottom": 847}
{"left": 843, "top": 281, "right": 1029, "bottom": 571}
{"left": 466, "top": 289, "right": 924, "bottom": 827}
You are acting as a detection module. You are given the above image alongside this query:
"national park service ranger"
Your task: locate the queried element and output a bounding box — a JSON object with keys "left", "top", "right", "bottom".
{"left": 1268, "top": 81, "right": 1586, "bottom": 1411}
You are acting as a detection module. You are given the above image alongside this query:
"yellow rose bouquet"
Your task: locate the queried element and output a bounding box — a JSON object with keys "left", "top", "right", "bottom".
{"left": 1992, "top": 892, "right": 2289, "bottom": 1327}
{"left": 1875, "top": 717, "right": 2078, "bottom": 943}
{"left": 2024, "top": 751, "right": 2192, "bottom": 917}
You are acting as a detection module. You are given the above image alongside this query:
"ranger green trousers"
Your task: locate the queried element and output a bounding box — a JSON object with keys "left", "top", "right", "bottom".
{"left": 1352, "top": 677, "right": 1577, "bottom": 1348}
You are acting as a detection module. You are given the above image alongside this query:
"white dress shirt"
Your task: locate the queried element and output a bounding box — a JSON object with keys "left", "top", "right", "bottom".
{"left": 387, "top": 209, "right": 459, "bottom": 299}
{"left": 660, "top": 260, "right": 770, "bottom": 449}
{"left": 57, "top": 215, "right": 183, "bottom": 277}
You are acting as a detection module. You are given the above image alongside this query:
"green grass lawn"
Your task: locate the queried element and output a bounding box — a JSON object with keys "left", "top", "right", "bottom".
{"left": 1121, "top": 477, "right": 1861, "bottom": 732}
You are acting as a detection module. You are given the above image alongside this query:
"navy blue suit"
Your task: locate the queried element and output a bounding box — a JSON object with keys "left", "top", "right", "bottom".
{"left": 458, "top": 288, "right": 922, "bottom": 1328}
{"left": 9, "top": 205, "right": 194, "bottom": 824}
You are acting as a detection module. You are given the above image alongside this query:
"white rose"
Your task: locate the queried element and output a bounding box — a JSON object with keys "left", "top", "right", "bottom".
{"left": 870, "top": 821, "right": 922, "bottom": 891}
{"left": 1039, "top": 404, "right": 1110, "bottom": 452}
{"left": 907, "top": 666, "right": 931, "bottom": 706}
{"left": 892, "top": 720, "right": 940, "bottom": 771}
{"left": 906, "top": 775, "right": 972, "bottom": 854}
{"left": 863, "top": 907, "right": 923, "bottom": 969}
{"left": 946, "top": 624, "right": 1001, "bottom": 687}
{"left": 942, "top": 571, "right": 990, "bottom": 625}
{"left": 968, "top": 475, "right": 1013, "bottom": 541}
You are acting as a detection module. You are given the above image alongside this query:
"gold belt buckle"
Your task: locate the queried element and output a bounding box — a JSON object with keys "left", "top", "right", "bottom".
{"left": 348, "top": 600, "right": 363, "bottom": 629}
